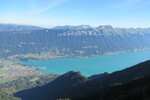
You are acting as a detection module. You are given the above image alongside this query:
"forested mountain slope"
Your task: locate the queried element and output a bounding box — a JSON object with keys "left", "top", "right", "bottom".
{"left": 72, "top": 74, "right": 150, "bottom": 100}
{"left": 15, "top": 71, "right": 88, "bottom": 100}
{"left": 0, "top": 25, "right": 150, "bottom": 58}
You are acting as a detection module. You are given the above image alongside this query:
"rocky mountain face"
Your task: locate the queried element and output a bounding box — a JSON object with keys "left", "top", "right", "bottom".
{"left": 52, "top": 25, "right": 92, "bottom": 30}
{"left": 0, "top": 25, "right": 150, "bottom": 58}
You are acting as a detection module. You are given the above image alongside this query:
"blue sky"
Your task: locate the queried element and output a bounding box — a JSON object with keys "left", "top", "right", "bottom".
{"left": 0, "top": 0, "right": 150, "bottom": 28}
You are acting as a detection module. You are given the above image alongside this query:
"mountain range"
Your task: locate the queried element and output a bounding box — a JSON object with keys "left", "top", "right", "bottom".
{"left": 0, "top": 24, "right": 43, "bottom": 32}
{"left": 0, "top": 24, "right": 150, "bottom": 59}
{"left": 0, "top": 24, "right": 150, "bottom": 100}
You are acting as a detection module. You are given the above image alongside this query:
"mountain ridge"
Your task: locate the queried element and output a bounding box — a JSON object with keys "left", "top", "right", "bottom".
{"left": 15, "top": 71, "right": 88, "bottom": 100}
{"left": 52, "top": 25, "right": 92, "bottom": 30}
{"left": 0, "top": 24, "right": 44, "bottom": 32}
{"left": 0, "top": 25, "right": 150, "bottom": 60}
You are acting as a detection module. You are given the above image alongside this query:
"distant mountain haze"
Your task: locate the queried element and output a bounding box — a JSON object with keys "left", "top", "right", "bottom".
{"left": 0, "top": 24, "right": 43, "bottom": 31}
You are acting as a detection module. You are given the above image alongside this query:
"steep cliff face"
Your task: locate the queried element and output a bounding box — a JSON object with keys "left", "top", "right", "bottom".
{"left": 0, "top": 25, "right": 150, "bottom": 57}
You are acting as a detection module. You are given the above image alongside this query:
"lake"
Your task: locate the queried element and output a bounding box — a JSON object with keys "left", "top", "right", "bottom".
{"left": 21, "top": 50, "right": 150, "bottom": 76}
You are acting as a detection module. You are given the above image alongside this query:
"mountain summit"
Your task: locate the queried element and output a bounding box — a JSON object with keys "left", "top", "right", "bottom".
{"left": 15, "top": 71, "right": 87, "bottom": 100}
{"left": 52, "top": 25, "right": 92, "bottom": 30}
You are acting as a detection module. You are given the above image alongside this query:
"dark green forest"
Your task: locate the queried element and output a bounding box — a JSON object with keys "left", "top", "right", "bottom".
{"left": 0, "top": 74, "right": 59, "bottom": 100}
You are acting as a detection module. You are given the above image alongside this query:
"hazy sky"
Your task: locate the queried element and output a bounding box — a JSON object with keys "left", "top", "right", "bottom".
{"left": 0, "top": 0, "right": 150, "bottom": 28}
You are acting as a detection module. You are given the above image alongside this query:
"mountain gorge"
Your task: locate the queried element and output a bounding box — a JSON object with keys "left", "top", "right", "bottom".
{"left": 0, "top": 25, "right": 150, "bottom": 60}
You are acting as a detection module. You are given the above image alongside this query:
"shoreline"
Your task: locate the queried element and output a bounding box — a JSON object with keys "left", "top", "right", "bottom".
{"left": 19, "top": 48, "right": 150, "bottom": 62}
{"left": 20, "top": 49, "right": 150, "bottom": 77}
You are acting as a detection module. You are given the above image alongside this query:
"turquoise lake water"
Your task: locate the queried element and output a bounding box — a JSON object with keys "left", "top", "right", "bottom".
{"left": 21, "top": 50, "right": 150, "bottom": 76}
